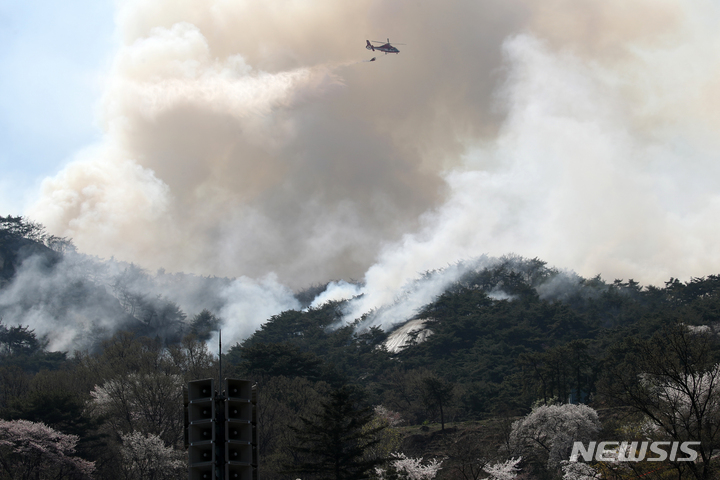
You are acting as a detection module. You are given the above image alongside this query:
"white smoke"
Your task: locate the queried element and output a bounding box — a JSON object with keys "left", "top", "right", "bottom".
{"left": 0, "top": 248, "right": 301, "bottom": 352}
{"left": 309, "top": 280, "right": 362, "bottom": 309}
{"left": 28, "top": 17, "right": 354, "bottom": 283}
{"left": 0, "top": 251, "right": 129, "bottom": 352}
{"left": 12, "top": 0, "right": 720, "bottom": 343}
{"left": 105, "top": 22, "right": 343, "bottom": 129}
{"left": 211, "top": 274, "right": 300, "bottom": 352}
{"left": 329, "top": 23, "right": 720, "bottom": 329}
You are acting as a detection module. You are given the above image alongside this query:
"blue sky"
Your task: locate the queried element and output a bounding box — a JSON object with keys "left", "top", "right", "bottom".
{"left": 0, "top": 0, "right": 115, "bottom": 213}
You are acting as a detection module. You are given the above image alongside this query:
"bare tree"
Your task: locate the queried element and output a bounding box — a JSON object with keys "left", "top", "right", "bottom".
{"left": 600, "top": 323, "right": 720, "bottom": 480}
{"left": 420, "top": 374, "right": 455, "bottom": 431}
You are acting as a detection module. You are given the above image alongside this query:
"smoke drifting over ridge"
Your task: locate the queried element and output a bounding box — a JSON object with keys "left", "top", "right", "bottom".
{"left": 28, "top": 0, "right": 523, "bottom": 286}
{"left": 20, "top": 0, "right": 720, "bottom": 339}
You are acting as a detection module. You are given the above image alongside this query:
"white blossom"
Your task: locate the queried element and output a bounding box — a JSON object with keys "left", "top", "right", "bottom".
{"left": 374, "top": 405, "right": 405, "bottom": 427}
{"left": 119, "top": 430, "right": 185, "bottom": 480}
{"left": 482, "top": 457, "right": 522, "bottom": 480}
{"left": 561, "top": 460, "right": 601, "bottom": 480}
{"left": 510, "top": 403, "right": 600, "bottom": 471}
{"left": 642, "top": 363, "right": 720, "bottom": 433}
{"left": 88, "top": 372, "right": 185, "bottom": 444}
{"left": 375, "top": 452, "right": 443, "bottom": 479}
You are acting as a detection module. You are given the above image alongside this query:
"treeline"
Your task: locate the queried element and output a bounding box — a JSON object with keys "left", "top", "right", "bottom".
{"left": 0, "top": 215, "right": 239, "bottom": 352}
{"left": 0, "top": 328, "right": 218, "bottom": 479}
{"left": 4, "top": 322, "right": 720, "bottom": 479}
{"left": 222, "top": 259, "right": 720, "bottom": 478}
{"left": 4, "top": 215, "right": 720, "bottom": 479}
{"left": 228, "top": 258, "right": 720, "bottom": 421}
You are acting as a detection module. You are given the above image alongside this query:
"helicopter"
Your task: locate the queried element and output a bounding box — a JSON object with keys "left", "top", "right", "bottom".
{"left": 366, "top": 39, "right": 404, "bottom": 54}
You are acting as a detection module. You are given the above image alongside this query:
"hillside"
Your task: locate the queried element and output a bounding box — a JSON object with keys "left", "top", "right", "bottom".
{"left": 227, "top": 257, "right": 720, "bottom": 418}
{"left": 4, "top": 215, "right": 720, "bottom": 478}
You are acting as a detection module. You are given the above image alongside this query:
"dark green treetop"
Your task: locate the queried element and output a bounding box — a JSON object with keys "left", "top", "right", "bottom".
{"left": 286, "top": 385, "right": 386, "bottom": 480}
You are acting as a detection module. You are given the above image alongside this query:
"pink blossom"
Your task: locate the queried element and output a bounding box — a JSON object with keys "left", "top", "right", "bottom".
{"left": 0, "top": 419, "right": 95, "bottom": 479}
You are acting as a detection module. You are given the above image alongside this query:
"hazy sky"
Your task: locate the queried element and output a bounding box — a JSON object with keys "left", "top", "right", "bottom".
{"left": 5, "top": 0, "right": 720, "bottom": 297}
{"left": 0, "top": 0, "right": 115, "bottom": 212}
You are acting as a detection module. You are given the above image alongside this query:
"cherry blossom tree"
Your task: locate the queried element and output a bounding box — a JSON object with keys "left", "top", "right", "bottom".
{"left": 482, "top": 457, "right": 522, "bottom": 480}
{"left": 119, "top": 430, "right": 185, "bottom": 480}
{"left": 88, "top": 372, "right": 184, "bottom": 445}
{"left": 509, "top": 404, "right": 600, "bottom": 474}
{"left": 0, "top": 419, "right": 94, "bottom": 479}
{"left": 85, "top": 331, "right": 215, "bottom": 449}
{"left": 374, "top": 452, "right": 443, "bottom": 480}
{"left": 374, "top": 405, "right": 404, "bottom": 427}
{"left": 560, "top": 461, "right": 600, "bottom": 480}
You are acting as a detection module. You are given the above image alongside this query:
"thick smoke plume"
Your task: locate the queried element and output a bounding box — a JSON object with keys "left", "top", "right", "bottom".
{"left": 28, "top": 0, "right": 526, "bottom": 287}
{"left": 15, "top": 0, "right": 720, "bottom": 342}
{"left": 0, "top": 248, "right": 301, "bottom": 352}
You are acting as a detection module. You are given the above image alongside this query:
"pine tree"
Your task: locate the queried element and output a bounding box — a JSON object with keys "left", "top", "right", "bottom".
{"left": 285, "top": 385, "right": 386, "bottom": 480}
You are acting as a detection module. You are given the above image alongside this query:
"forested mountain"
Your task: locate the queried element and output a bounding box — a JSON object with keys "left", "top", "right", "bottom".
{"left": 0, "top": 215, "right": 279, "bottom": 353}
{"left": 227, "top": 257, "right": 720, "bottom": 418}
{"left": 3, "top": 215, "right": 720, "bottom": 479}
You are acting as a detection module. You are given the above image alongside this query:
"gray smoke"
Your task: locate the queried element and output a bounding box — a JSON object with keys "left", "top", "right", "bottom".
{"left": 12, "top": 0, "right": 720, "bottom": 344}
{"left": 27, "top": 0, "right": 526, "bottom": 288}
{"left": 0, "top": 250, "right": 299, "bottom": 352}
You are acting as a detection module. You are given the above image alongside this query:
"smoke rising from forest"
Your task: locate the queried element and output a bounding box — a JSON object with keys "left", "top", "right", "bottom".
{"left": 13, "top": 0, "right": 720, "bottom": 344}
{"left": 0, "top": 248, "right": 301, "bottom": 352}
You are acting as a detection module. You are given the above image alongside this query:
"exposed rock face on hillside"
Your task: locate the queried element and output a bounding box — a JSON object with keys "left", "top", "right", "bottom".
{"left": 384, "top": 319, "right": 433, "bottom": 353}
